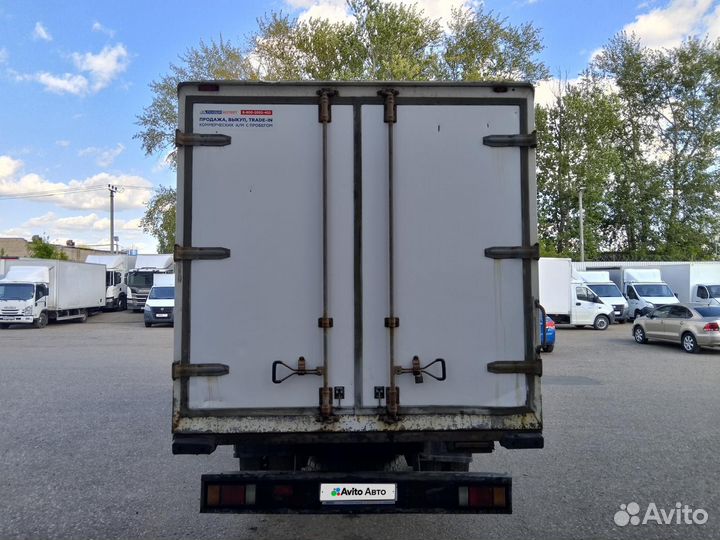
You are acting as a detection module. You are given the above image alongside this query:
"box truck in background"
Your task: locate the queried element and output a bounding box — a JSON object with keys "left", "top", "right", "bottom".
{"left": 85, "top": 254, "right": 136, "bottom": 311}
{"left": 609, "top": 268, "right": 679, "bottom": 319}
{"left": 575, "top": 270, "right": 628, "bottom": 323}
{"left": 539, "top": 258, "right": 615, "bottom": 330}
{"left": 0, "top": 259, "right": 105, "bottom": 328}
{"left": 126, "top": 254, "right": 173, "bottom": 311}
{"left": 173, "top": 81, "right": 542, "bottom": 514}
{"left": 660, "top": 263, "right": 720, "bottom": 304}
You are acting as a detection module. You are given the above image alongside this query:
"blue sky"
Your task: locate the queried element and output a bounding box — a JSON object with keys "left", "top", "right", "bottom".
{"left": 1, "top": 0, "right": 718, "bottom": 253}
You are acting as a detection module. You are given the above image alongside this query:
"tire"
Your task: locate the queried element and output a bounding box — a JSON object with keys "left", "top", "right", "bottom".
{"left": 593, "top": 315, "right": 610, "bottom": 331}
{"left": 118, "top": 295, "right": 127, "bottom": 311}
{"left": 633, "top": 325, "right": 648, "bottom": 344}
{"left": 0, "top": 323, "right": 10, "bottom": 329}
{"left": 33, "top": 312, "right": 48, "bottom": 329}
{"left": 76, "top": 310, "right": 88, "bottom": 323}
{"left": 681, "top": 332, "right": 700, "bottom": 353}
{"left": 145, "top": 322, "right": 152, "bottom": 328}
{"left": 542, "top": 344, "right": 554, "bottom": 353}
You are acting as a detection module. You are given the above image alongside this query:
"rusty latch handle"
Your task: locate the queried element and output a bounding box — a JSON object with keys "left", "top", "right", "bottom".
{"left": 272, "top": 357, "right": 323, "bottom": 384}
{"left": 175, "top": 129, "right": 231, "bottom": 147}
{"left": 394, "top": 356, "right": 446, "bottom": 384}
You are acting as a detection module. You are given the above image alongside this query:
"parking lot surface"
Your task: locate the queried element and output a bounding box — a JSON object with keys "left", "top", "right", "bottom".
{"left": 1, "top": 313, "right": 718, "bottom": 539}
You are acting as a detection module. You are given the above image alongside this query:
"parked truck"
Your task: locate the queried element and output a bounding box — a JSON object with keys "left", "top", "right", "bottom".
{"left": 575, "top": 270, "right": 629, "bottom": 323}
{"left": 0, "top": 258, "right": 105, "bottom": 328}
{"left": 539, "top": 258, "right": 615, "bottom": 330}
{"left": 660, "top": 263, "right": 720, "bottom": 304}
{"left": 608, "top": 268, "right": 679, "bottom": 319}
{"left": 126, "top": 254, "right": 173, "bottom": 311}
{"left": 85, "top": 254, "right": 136, "bottom": 311}
{"left": 172, "top": 81, "right": 543, "bottom": 514}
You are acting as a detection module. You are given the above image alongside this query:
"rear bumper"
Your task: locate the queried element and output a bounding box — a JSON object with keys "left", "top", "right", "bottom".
{"left": 697, "top": 334, "right": 720, "bottom": 348}
{"left": 200, "top": 471, "right": 512, "bottom": 514}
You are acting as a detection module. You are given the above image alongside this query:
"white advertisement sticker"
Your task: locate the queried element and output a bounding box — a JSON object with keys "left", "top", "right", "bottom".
{"left": 195, "top": 107, "right": 274, "bottom": 129}
{"left": 320, "top": 483, "right": 397, "bottom": 504}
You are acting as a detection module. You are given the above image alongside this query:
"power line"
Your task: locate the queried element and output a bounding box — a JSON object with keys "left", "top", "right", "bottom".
{"left": 0, "top": 184, "right": 155, "bottom": 201}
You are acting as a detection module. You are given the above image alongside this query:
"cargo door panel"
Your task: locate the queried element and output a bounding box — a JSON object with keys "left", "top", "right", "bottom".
{"left": 186, "top": 103, "right": 355, "bottom": 410}
{"left": 361, "top": 104, "right": 528, "bottom": 408}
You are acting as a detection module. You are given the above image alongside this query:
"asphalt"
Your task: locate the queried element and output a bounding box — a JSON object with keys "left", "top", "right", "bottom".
{"left": 0, "top": 313, "right": 718, "bottom": 539}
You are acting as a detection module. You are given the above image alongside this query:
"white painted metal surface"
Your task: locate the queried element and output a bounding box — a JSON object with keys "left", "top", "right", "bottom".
{"left": 174, "top": 82, "right": 539, "bottom": 435}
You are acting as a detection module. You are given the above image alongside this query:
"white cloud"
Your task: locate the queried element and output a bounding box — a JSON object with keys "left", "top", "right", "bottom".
{"left": 71, "top": 44, "right": 129, "bottom": 92}
{"left": 91, "top": 21, "right": 116, "bottom": 38}
{"left": 55, "top": 140, "right": 71, "bottom": 148}
{"left": 286, "top": 0, "right": 468, "bottom": 24}
{"left": 0, "top": 47, "right": 8, "bottom": 64}
{"left": 624, "top": 0, "right": 714, "bottom": 48}
{"left": 34, "top": 72, "right": 89, "bottom": 95}
{"left": 0, "top": 155, "right": 154, "bottom": 211}
{"left": 0, "top": 156, "right": 23, "bottom": 179}
{"left": 705, "top": 2, "right": 720, "bottom": 40}
{"left": 78, "top": 143, "right": 125, "bottom": 167}
{"left": 33, "top": 22, "right": 52, "bottom": 42}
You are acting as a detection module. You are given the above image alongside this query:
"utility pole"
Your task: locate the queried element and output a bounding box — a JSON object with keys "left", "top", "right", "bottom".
{"left": 578, "top": 187, "right": 585, "bottom": 263}
{"left": 108, "top": 184, "right": 119, "bottom": 254}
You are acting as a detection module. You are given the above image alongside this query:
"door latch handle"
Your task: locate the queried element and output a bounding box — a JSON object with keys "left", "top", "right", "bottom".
{"left": 394, "top": 356, "right": 446, "bottom": 384}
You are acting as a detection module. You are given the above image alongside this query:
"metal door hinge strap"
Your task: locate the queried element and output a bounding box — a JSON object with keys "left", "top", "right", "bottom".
{"left": 485, "top": 244, "right": 540, "bottom": 260}
{"left": 172, "top": 362, "right": 230, "bottom": 380}
{"left": 394, "top": 356, "right": 447, "bottom": 384}
{"left": 175, "top": 129, "right": 231, "bottom": 147}
{"left": 318, "top": 317, "right": 334, "bottom": 328}
{"left": 483, "top": 131, "right": 537, "bottom": 148}
{"left": 174, "top": 245, "right": 231, "bottom": 261}
{"left": 487, "top": 360, "right": 542, "bottom": 376}
{"left": 272, "top": 357, "right": 323, "bottom": 384}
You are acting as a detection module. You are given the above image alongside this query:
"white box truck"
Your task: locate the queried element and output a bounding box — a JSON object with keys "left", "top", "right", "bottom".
{"left": 575, "top": 270, "right": 629, "bottom": 323}
{"left": 126, "top": 254, "right": 173, "bottom": 311}
{"left": 172, "top": 81, "right": 542, "bottom": 514}
{"left": 0, "top": 258, "right": 105, "bottom": 328}
{"left": 660, "top": 262, "right": 720, "bottom": 304}
{"left": 538, "top": 258, "right": 615, "bottom": 330}
{"left": 85, "top": 254, "right": 136, "bottom": 311}
{"left": 609, "top": 268, "right": 679, "bottom": 319}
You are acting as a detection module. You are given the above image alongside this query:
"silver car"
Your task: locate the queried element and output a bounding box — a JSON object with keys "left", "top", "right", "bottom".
{"left": 632, "top": 303, "right": 720, "bottom": 353}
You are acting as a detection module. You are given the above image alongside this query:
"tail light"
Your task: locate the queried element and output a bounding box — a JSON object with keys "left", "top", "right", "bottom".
{"left": 458, "top": 486, "right": 508, "bottom": 509}
{"left": 545, "top": 319, "right": 555, "bottom": 329}
{"left": 703, "top": 322, "right": 719, "bottom": 332}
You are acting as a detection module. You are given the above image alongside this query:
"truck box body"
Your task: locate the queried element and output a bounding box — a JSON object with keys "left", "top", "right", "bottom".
{"left": 538, "top": 258, "right": 573, "bottom": 315}
{"left": 660, "top": 263, "right": 720, "bottom": 304}
{"left": 173, "top": 81, "right": 541, "bottom": 513}
{"left": 85, "top": 254, "right": 134, "bottom": 310}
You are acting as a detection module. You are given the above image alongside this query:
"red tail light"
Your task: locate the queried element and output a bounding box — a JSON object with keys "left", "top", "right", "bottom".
{"left": 545, "top": 319, "right": 555, "bottom": 329}
{"left": 703, "top": 322, "right": 719, "bottom": 332}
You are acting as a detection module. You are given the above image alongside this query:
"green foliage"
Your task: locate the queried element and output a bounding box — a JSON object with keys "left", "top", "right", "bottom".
{"left": 27, "top": 237, "right": 68, "bottom": 260}
{"left": 140, "top": 187, "right": 176, "bottom": 253}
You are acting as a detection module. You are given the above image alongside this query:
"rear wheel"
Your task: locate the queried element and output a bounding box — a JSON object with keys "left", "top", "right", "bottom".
{"left": 144, "top": 322, "right": 152, "bottom": 328}
{"left": 542, "top": 344, "right": 554, "bottom": 353}
{"left": 633, "top": 325, "right": 647, "bottom": 344}
{"left": 682, "top": 332, "right": 700, "bottom": 353}
{"left": 593, "top": 315, "right": 609, "bottom": 331}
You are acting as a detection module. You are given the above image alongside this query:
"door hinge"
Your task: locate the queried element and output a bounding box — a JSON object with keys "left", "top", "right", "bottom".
{"left": 485, "top": 244, "right": 540, "bottom": 260}
{"left": 175, "top": 129, "right": 231, "bottom": 147}
{"left": 483, "top": 131, "right": 537, "bottom": 148}
{"left": 487, "top": 360, "right": 542, "bottom": 376}
{"left": 174, "top": 245, "right": 231, "bottom": 261}
{"left": 172, "top": 362, "right": 230, "bottom": 380}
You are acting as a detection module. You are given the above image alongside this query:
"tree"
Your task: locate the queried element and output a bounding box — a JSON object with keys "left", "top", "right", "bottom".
{"left": 27, "top": 236, "right": 68, "bottom": 260}
{"left": 140, "top": 187, "right": 176, "bottom": 253}
{"left": 536, "top": 76, "right": 622, "bottom": 259}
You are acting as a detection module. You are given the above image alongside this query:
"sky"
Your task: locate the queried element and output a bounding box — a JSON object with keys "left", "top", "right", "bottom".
{"left": 0, "top": 0, "right": 718, "bottom": 254}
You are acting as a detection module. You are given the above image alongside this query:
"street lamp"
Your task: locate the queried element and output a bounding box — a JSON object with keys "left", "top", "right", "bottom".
{"left": 578, "top": 187, "right": 585, "bottom": 263}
